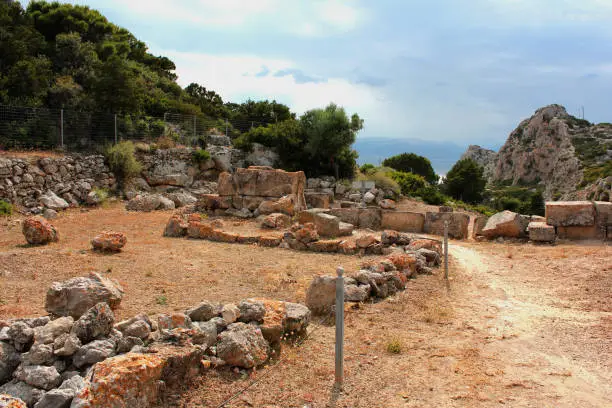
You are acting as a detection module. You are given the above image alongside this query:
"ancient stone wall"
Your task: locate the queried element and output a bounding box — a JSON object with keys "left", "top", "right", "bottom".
{"left": 0, "top": 155, "right": 114, "bottom": 209}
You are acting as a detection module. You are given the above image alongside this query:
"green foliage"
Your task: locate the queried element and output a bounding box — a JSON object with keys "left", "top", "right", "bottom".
{"left": 236, "top": 104, "right": 362, "bottom": 178}
{"left": 104, "top": 141, "right": 142, "bottom": 185}
{"left": 386, "top": 338, "right": 403, "bottom": 354}
{"left": 487, "top": 185, "right": 545, "bottom": 216}
{"left": 443, "top": 159, "right": 486, "bottom": 204}
{"left": 450, "top": 201, "right": 496, "bottom": 217}
{"left": 417, "top": 185, "right": 447, "bottom": 205}
{"left": 357, "top": 170, "right": 401, "bottom": 194}
{"left": 572, "top": 136, "right": 607, "bottom": 165}
{"left": 0, "top": 200, "right": 13, "bottom": 216}
{"left": 383, "top": 153, "right": 438, "bottom": 184}
{"left": 91, "top": 187, "right": 109, "bottom": 204}
{"left": 359, "top": 163, "right": 376, "bottom": 174}
{"left": 582, "top": 160, "right": 612, "bottom": 184}
{"left": 390, "top": 171, "right": 426, "bottom": 195}
{"left": 155, "top": 295, "right": 167, "bottom": 305}
{"left": 192, "top": 149, "right": 211, "bottom": 164}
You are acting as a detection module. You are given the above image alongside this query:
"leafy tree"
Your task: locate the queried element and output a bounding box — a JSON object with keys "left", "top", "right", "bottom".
{"left": 383, "top": 153, "right": 438, "bottom": 184}
{"left": 185, "top": 83, "right": 226, "bottom": 119}
{"left": 443, "top": 158, "right": 486, "bottom": 204}
{"left": 390, "top": 171, "right": 427, "bottom": 195}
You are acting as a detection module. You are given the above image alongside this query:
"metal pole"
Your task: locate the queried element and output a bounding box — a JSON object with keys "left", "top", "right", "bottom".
{"left": 60, "top": 109, "right": 64, "bottom": 148}
{"left": 444, "top": 221, "right": 449, "bottom": 280}
{"left": 114, "top": 114, "right": 117, "bottom": 144}
{"left": 335, "top": 266, "right": 345, "bottom": 388}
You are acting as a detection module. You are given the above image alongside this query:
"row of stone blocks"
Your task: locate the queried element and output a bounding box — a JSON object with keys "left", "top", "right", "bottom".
{"left": 529, "top": 201, "right": 612, "bottom": 242}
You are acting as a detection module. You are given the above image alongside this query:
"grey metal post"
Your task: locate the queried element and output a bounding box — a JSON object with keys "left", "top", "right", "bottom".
{"left": 114, "top": 114, "right": 117, "bottom": 144}
{"left": 444, "top": 221, "right": 449, "bottom": 279}
{"left": 60, "top": 109, "right": 64, "bottom": 148}
{"left": 335, "top": 266, "right": 345, "bottom": 388}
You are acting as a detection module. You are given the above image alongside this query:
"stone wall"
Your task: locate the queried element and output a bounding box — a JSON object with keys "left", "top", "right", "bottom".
{"left": 0, "top": 155, "right": 114, "bottom": 210}
{"left": 0, "top": 273, "right": 310, "bottom": 407}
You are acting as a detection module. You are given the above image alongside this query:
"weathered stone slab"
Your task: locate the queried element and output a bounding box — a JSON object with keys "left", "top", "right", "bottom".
{"left": 424, "top": 212, "right": 469, "bottom": 239}
{"left": 472, "top": 215, "right": 488, "bottom": 238}
{"left": 482, "top": 210, "right": 528, "bottom": 238}
{"left": 528, "top": 222, "right": 555, "bottom": 242}
{"left": 313, "top": 213, "right": 340, "bottom": 237}
{"left": 557, "top": 225, "right": 601, "bottom": 240}
{"left": 594, "top": 201, "right": 612, "bottom": 227}
{"left": 545, "top": 201, "right": 595, "bottom": 227}
{"left": 329, "top": 208, "right": 359, "bottom": 226}
{"left": 381, "top": 211, "right": 424, "bottom": 233}
{"left": 358, "top": 208, "right": 382, "bottom": 229}
{"left": 305, "top": 192, "right": 331, "bottom": 209}
{"left": 297, "top": 209, "right": 330, "bottom": 225}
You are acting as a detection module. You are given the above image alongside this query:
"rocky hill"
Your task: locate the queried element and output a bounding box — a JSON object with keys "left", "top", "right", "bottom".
{"left": 462, "top": 104, "right": 612, "bottom": 201}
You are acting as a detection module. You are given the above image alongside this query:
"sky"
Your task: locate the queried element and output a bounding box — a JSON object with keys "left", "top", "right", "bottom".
{"left": 59, "top": 0, "right": 612, "bottom": 171}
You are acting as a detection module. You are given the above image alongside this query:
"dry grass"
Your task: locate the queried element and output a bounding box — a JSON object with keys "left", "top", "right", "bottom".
{"left": 0, "top": 203, "right": 366, "bottom": 320}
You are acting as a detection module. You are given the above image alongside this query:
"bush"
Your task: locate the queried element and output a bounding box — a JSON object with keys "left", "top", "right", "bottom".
{"left": 192, "top": 149, "right": 211, "bottom": 164}
{"left": 443, "top": 158, "right": 486, "bottom": 204}
{"left": 358, "top": 169, "right": 400, "bottom": 195}
{"left": 390, "top": 171, "right": 426, "bottom": 196}
{"left": 417, "top": 186, "right": 447, "bottom": 205}
{"left": 386, "top": 338, "right": 403, "bottom": 354}
{"left": 155, "top": 136, "right": 176, "bottom": 149}
{"left": 359, "top": 163, "right": 376, "bottom": 175}
{"left": 91, "top": 187, "right": 109, "bottom": 205}
{"left": 383, "top": 153, "right": 438, "bottom": 184}
{"left": 104, "top": 141, "right": 143, "bottom": 186}
{"left": 0, "top": 200, "right": 13, "bottom": 216}
{"left": 498, "top": 196, "right": 522, "bottom": 212}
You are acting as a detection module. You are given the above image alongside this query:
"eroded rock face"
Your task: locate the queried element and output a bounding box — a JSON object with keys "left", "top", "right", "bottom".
{"left": 22, "top": 217, "right": 59, "bottom": 245}
{"left": 45, "top": 273, "right": 124, "bottom": 319}
{"left": 91, "top": 231, "right": 127, "bottom": 252}
{"left": 216, "top": 323, "right": 269, "bottom": 368}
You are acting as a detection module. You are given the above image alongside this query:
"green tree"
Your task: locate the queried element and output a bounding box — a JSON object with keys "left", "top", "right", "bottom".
{"left": 383, "top": 152, "right": 439, "bottom": 184}
{"left": 443, "top": 158, "right": 486, "bottom": 204}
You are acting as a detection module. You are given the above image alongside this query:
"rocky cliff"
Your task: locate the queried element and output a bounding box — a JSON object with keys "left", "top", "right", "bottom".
{"left": 461, "top": 104, "right": 612, "bottom": 201}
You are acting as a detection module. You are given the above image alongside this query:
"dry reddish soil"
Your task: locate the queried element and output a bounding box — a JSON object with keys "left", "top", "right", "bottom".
{"left": 0, "top": 204, "right": 367, "bottom": 320}
{"left": 1, "top": 206, "right": 610, "bottom": 407}
{"left": 177, "top": 243, "right": 611, "bottom": 407}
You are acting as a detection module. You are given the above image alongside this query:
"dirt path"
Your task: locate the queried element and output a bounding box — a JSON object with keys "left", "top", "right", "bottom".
{"left": 449, "top": 244, "right": 611, "bottom": 408}
{"left": 178, "top": 241, "right": 611, "bottom": 407}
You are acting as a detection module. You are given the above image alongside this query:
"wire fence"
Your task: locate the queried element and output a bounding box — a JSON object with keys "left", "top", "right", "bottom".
{"left": 0, "top": 104, "right": 268, "bottom": 151}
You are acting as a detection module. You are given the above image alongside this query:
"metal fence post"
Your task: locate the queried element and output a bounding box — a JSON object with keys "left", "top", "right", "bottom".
{"left": 114, "top": 114, "right": 117, "bottom": 144}
{"left": 335, "top": 266, "right": 345, "bottom": 388}
{"left": 60, "top": 109, "right": 64, "bottom": 148}
{"left": 444, "top": 221, "right": 449, "bottom": 280}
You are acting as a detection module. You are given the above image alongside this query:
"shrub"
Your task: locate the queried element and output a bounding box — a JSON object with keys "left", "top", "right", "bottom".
{"left": 91, "top": 187, "right": 109, "bottom": 205}
{"left": 155, "top": 295, "right": 167, "bottom": 305}
{"left": 390, "top": 171, "right": 426, "bottom": 196}
{"left": 104, "top": 141, "right": 143, "bottom": 186}
{"left": 443, "top": 158, "right": 486, "bottom": 204}
{"left": 155, "top": 136, "right": 176, "bottom": 149}
{"left": 386, "top": 338, "right": 403, "bottom": 354}
{"left": 357, "top": 169, "right": 400, "bottom": 194}
{"left": 417, "top": 186, "right": 447, "bottom": 205}
{"left": 192, "top": 149, "right": 211, "bottom": 164}
{"left": 383, "top": 153, "right": 438, "bottom": 184}
{"left": 0, "top": 200, "right": 13, "bottom": 216}
{"left": 359, "top": 163, "right": 376, "bottom": 175}
{"left": 498, "top": 196, "right": 522, "bottom": 212}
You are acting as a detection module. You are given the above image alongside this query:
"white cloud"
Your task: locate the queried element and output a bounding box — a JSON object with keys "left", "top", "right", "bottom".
{"left": 102, "top": 0, "right": 366, "bottom": 36}
{"left": 157, "top": 48, "right": 386, "bottom": 126}
{"left": 484, "top": 0, "right": 612, "bottom": 26}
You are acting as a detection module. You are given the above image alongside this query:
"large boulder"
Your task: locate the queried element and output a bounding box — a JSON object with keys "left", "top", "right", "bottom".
{"left": 313, "top": 213, "right": 340, "bottom": 237}
{"left": 125, "top": 194, "right": 161, "bottom": 212}
{"left": 185, "top": 302, "right": 220, "bottom": 322}
{"left": 305, "top": 276, "right": 336, "bottom": 315}
{"left": 528, "top": 222, "right": 555, "bottom": 242}
{"left": 545, "top": 201, "right": 595, "bottom": 227}
{"left": 72, "top": 339, "right": 116, "bottom": 368}
{"left": 71, "top": 346, "right": 205, "bottom": 408}
{"left": 39, "top": 190, "right": 69, "bottom": 211}
{"left": 45, "top": 273, "right": 124, "bottom": 319}
{"left": 472, "top": 215, "right": 488, "bottom": 238}
{"left": 164, "top": 191, "right": 197, "bottom": 208}
{"left": 13, "top": 365, "right": 61, "bottom": 390}
{"left": 91, "top": 231, "right": 127, "bottom": 252}
{"left": 216, "top": 323, "right": 269, "bottom": 368}
{"left": 22, "top": 217, "right": 59, "bottom": 245}
{"left": 481, "top": 210, "right": 528, "bottom": 238}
